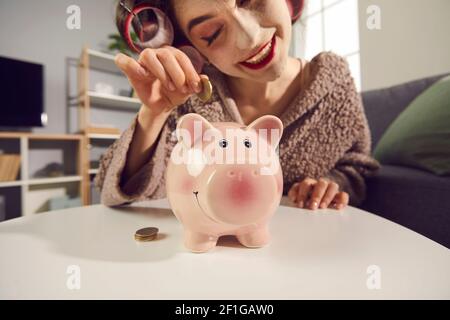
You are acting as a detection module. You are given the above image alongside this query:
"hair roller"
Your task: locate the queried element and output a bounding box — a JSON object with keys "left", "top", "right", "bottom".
{"left": 286, "top": 0, "right": 305, "bottom": 23}
{"left": 122, "top": 3, "right": 175, "bottom": 53}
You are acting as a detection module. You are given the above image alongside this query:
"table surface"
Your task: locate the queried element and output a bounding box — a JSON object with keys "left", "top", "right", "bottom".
{"left": 0, "top": 197, "right": 449, "bottom": 299}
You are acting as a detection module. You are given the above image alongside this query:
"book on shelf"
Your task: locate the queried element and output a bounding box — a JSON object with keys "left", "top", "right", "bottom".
{"left": 0, "top": 154, "right": 21, "bottom": 182}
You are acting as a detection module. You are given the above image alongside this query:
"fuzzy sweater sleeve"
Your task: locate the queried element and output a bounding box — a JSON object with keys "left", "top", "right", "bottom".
{"left": 94, "top": 110, "right": 181, "bottom": 207}
{"left": 322, "top": 58, "right": 380, "bottom": 206}
{"left": 324, "top": 143, "right": 380, "bottom": 207}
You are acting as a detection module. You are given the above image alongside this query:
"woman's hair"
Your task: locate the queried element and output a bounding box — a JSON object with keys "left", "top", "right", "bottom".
{"left": 115, "top": 0, "right": 304, "bottom": 53}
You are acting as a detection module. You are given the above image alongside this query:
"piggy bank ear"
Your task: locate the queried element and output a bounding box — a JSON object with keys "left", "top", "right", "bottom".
{"left": 176, "top": 113, "right": 214, "bottom": 148}
{"left": 246, "top": 115, "right": 284, "bottom": 147}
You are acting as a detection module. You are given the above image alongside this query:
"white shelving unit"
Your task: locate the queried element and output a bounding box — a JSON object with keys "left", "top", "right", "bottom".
{"left": 85, "top": 49, "right": 122, "bottom": 74}
{"left": 0, "top": 176, "right": 82, "bottom": 188}
{"left": 78, "top": 47, "right": 140, "bottom": 204}
{"left": 86, "top": 91, "right": 140, "bottom": 110}
{"left": 0, "top": 48, "right": 137, "bottom": 218}
{"left": 78, "top": 47, "right": 141, "bottom": 131}
{"left": 87, "top": 133, "right": 120, "bottom": 140}
{"left": 0, "top": 133, "right": 87, "bottom": 217}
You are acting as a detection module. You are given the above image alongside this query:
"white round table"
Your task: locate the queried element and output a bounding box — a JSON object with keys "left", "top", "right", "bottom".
{"left": 0, "top": 197, "right": 449, "bottom": 299}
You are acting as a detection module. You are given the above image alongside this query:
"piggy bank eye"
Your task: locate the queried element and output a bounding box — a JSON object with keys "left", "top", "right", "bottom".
{"left": 244, "top": 139, "right": 252, "bottom": 148}
{"left": 219, "top": 139, "right": 228, "bottom": 148}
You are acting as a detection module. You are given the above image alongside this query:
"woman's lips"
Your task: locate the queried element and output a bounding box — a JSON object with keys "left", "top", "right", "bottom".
{"left": 239, "top": 35, "right": 276, "bottom": 70}
{"left": 242, "top": 38, "right": 272, "bottom": 61}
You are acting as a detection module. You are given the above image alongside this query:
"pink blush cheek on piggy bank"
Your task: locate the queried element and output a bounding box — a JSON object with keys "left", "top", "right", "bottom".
{"left": 166, "top": 113, "right": 284, "bottom": 253}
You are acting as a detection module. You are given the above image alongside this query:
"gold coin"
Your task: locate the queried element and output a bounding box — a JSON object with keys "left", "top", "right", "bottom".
{"left": 197, "top": 75, "right": 212, "bottom": 102}
{"left": 134, "top": 227, "right": 159, "bottom": 242}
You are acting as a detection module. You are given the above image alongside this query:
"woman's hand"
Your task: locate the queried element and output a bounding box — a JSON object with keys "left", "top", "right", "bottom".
{"left": 287, "top": 178, "right": 349, "bottom": 211}
{"left": 114, "top": 46, "right": 203, "bottom": 117}
{"left": 114, "top": 46, "right": 204, "bottom": 183}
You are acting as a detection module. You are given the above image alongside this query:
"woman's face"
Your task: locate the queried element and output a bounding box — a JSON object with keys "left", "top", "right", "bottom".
{"left": 173, "top": 0, "right": 293, "bottom": 82}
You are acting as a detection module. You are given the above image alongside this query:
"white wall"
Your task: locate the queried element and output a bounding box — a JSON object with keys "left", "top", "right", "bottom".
{"left": 358, "top": 0, "right": 450, "bottom": 91}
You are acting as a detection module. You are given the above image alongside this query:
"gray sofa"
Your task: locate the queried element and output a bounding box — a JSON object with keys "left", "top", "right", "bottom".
{"left": 360, "top": 73, "right": 450, "bottom": 249}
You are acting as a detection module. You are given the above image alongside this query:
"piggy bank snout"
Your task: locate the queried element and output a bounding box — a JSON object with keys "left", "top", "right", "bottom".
{"left": 224, "top": 168, "right": 260, "bottom": 206}
{"left": 226, "top": 168, "right": 259, "bottom": 179}
{"left": 216, "top": 167, "right": 277, "bottom": 202}
{"left": 204, "top": 166, "right": 280, "bottom": 225}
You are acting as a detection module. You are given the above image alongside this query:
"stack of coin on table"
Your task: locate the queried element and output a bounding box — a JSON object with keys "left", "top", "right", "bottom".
{"left": 134, "top": 227, "right": 159, "bottom": 242}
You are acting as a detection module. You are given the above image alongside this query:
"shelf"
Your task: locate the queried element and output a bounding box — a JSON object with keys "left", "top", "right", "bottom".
{"left": 28, "top": 134, "right": 84, "bottom": 141}
{"left": 89, "top": 169, "right": 99, "bottom": 175}
{"left": 0, "top": 176, "right": 83, "bottom": 188}
{"left": 87, "top": 133, "right": 120, "bottom": 140}
{"left": 0, "top": 132, "right": 83, "bottom": 140}
{"left": 27, "top": 176, "right": 83, "bottom": 185}
{"left": 0, "top": 181, "right": 23, "bottom": 188}
{"left": 86, "top": 49, "right": 122, "bottom": 74}
{"left": 87, "top": 91, "right": 141, "bottom": 110}
{"left": 76, "top": 46, "right": 138, "bottom": 206}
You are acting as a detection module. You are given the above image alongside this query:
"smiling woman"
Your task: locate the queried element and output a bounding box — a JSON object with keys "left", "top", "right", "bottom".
{"left": 95, "top": 0, "right": 380, "bottom": 212}
{"left": 116, "top": 0, "right": 303, "bottom": 47}
{"left": 115, "top": 0, "right": 303, "bottom": 76}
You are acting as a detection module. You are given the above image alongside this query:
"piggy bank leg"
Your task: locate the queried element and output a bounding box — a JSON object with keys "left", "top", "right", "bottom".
{"left": 236, "top": 226, "right": 270, "bottom": 248}
{"left": 184, "top": 230, "right": 218, "bottom": 253}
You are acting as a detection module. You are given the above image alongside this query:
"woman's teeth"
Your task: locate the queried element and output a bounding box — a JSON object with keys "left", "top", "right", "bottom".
{"left": 244, "top": 40, "right": 273, "bottom": 64}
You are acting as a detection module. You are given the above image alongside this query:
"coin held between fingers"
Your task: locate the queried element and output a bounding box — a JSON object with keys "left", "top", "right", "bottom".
{"left": 196, "top": 75, "right": 213, "bottom": 102}
{"left": 190, "top": 80, "right": 202, "bottom": 93}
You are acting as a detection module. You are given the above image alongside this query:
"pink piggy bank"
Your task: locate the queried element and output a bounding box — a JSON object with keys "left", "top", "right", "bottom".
{"left": 166, "top": 113, "right": 284, "bottom": 253}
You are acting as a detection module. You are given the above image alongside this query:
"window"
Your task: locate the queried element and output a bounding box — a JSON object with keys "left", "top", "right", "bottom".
{"left": 290, "top": 0, "right": 361, "bottom": 91}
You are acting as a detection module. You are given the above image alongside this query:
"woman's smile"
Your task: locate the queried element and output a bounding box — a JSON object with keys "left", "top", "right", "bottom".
{"left": 239, "top": 34, "right": 277, "bottom": 70}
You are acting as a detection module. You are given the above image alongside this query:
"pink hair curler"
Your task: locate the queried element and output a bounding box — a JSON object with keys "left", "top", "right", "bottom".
{"left": 286, "top": 0, "right": 305, "bottom": 22}
{"left": 120, "top": 2, "right": 206, "bottom": 73}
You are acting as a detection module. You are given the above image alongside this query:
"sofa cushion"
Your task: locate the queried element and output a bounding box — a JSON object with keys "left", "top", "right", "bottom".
{"left": 373, "top": 76, "right": 450, "bottom": 176}
{"left": 361, "top": 73, "right": 449, "bottom": 149}
{"left": 361, "top": 164, "right": 450, "bottom": 248}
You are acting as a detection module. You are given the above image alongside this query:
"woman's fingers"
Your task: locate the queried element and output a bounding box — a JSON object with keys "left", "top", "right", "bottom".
{"left": 289, "top": 178, "right": 348, "bottom": 211}
{"left": 115, "top": 53, "right": 153, "bottom": 83}
{"left": 138, "top": 47, "right": 201, "bottom": 96}
{"left": 288, "top": 182, "right": 300, "bottom": 203}
{"left": 138, "top": 48, "right": 176, "bottom": 92}
{"left": 296, "top": 178, "right": 316, "bottom": 208}
{"left": 115, "top": 47, "right": 201, "bottom": 115}
{"left": 156, "top": 48, "right": 190, "bottom": 93}
{"left": 308, "top": 178, "right": 329, "bottom": 210}
{"left": 175, "top": 50, "right": 202, "bottom": 93}
{"left": 332, "top": 192, "right": 349, "bottom": 210}
{"left": 320, "top": 181, "right": 339, "bottom": 208}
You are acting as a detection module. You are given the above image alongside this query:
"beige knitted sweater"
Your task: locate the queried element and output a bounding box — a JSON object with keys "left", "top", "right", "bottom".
{"left": 94, "top": 51, "right": 380, "bottom": 207}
